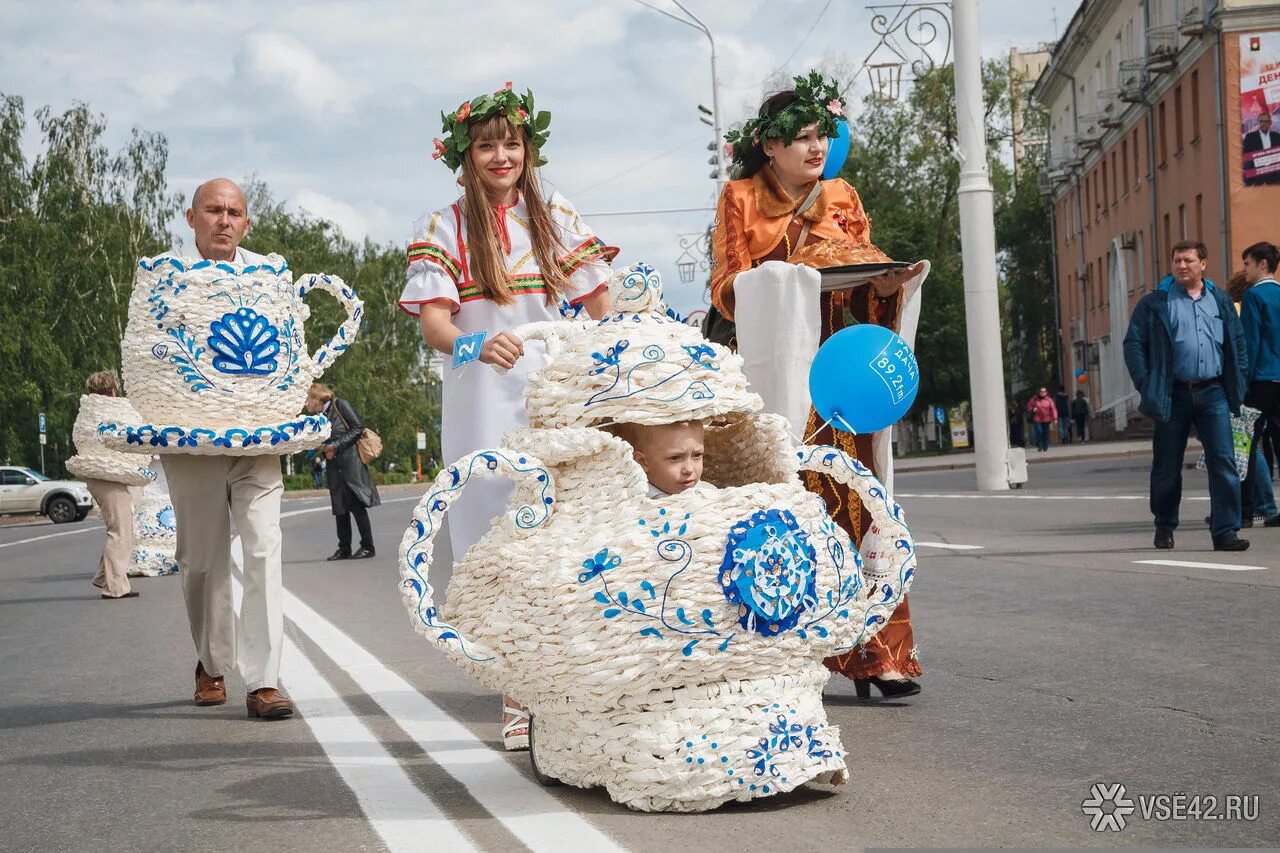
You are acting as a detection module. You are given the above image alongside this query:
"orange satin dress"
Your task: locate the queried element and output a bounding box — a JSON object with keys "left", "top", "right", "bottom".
{"left": 710, "top": 166, "right": 921, "bottom": 680}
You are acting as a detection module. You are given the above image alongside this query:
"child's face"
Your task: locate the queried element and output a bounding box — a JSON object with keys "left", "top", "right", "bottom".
{"left": 635, "top": 422, "right": 705, "bottom": 495}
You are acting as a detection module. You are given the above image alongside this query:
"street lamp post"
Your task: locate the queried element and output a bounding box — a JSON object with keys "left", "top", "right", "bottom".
{"left": 635, "top": 0, "right": 726, "bottom": 194}
{"left": 952, "top": 0, "right": 1010, "bottom": 491}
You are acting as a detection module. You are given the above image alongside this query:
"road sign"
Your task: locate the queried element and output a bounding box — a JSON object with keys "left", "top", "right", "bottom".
{"left": 39, "top": 433, "right": 47, "bottom": 446}
{"left": 416, "top": 431, "right": 427, "bottom": 451}
{"left": 38, "top": 412, "right": 46, "bottom": 433}
{"left": 934, "top": 406, "right": 946, "bottom": 425}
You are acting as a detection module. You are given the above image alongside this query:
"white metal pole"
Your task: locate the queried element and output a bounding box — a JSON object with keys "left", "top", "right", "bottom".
{"left": 709, "top": 38, "right": 726, "bottom": 194}
{"left": 952, "top": 0, "right": 1010, "bottom": 491}
{"left": 672, "top": 2, "right": 725, "bottom": 194}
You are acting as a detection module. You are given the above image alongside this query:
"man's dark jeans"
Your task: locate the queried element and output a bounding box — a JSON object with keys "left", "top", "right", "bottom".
{"left": 1151, "top": 382, "right": 1241, "bottom": 541}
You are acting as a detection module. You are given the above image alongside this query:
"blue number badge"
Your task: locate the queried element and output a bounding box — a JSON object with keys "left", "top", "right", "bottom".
{"left": 452, "top": 331, "right": 486, "bottom": 369}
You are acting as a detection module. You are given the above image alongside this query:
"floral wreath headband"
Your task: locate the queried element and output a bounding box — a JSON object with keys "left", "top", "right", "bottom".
{"left": 724, "top": 71, "right": 845, "bottom": 166}
{"left": 433, "top": 82, "right": 552, "bottom": 172}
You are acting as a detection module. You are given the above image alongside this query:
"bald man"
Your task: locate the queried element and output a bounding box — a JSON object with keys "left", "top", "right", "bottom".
{"left": 163, "top": 178, "right": 294, "bottom": 719}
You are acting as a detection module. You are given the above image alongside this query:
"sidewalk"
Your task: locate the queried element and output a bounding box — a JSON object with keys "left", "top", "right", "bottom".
{"left": 894, "top": 437, "right": 1203, "bottom": 473}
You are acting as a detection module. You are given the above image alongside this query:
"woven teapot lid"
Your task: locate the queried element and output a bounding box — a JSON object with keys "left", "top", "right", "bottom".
{"left": 523, "top": 263, "right": 762, "bottom": 429}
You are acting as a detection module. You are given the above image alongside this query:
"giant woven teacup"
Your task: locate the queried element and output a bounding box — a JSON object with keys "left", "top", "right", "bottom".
{"left": 103, "top": 254, "right": 362, "bottom": 455}
{"left": 398, "top": 264, "right": 918, "bottom": 812}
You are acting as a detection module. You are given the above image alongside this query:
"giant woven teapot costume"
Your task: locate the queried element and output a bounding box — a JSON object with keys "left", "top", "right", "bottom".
{"left": 398, "top": 264, "right": 917, "bottom": 812}
{"left": 97, "top": 254, "right": 362, "bottom": 454}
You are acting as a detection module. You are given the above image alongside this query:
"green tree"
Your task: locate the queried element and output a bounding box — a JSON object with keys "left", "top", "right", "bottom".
{"left": 0, "top": 95, "right": 179, "bottom": 471}
{"left": 996, "top": 145, "right": 1058, "bottom": 398}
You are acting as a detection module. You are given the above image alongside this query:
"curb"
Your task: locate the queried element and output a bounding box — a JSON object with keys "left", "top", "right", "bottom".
{"left": 895, "top": 443, "right": 1202, "bottom": 474}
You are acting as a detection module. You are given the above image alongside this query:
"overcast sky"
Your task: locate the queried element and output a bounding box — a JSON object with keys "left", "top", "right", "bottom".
{"left": 2, "top": 0, "right": 1064, "bottom": 313}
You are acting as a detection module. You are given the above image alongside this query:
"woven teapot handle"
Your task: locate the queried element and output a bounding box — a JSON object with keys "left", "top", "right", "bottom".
{"left": 397, "top": 448, "right": 557, "bottom": 668}
{"left": 796, "top": 444, "right": 917, "bottom": 650}
{"left": 297, "top": 273, "right": 364, "bottom": 376}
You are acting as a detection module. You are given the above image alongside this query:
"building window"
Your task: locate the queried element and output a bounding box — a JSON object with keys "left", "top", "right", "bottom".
{"left": 1174, "top": 85, "right": 1184, "bottom": 153}
{"left": 1102, "top": 159, "right": 1109, "bottom": 209}
{"left": 1111, "top": 151, "right": 1119, "bottom": 203}
{"left": 1136, "top": 230, "right": 1146, "bottom": 293}
{"left": 1191, "top": 70, "right": 1201, "bottom": 141}
{"left": 1101, "top": 254, "right": 1109, "bottom": 307}
{"left": 1179, "top": 203, "right": 1187, "bottom": 240}
{"left": 1085, "top": 180, "right": 1092, "bottom": 226}
{"left": 1195, "top": 194, "right": 1204, "bottom": 243}
{"left": 1133, "top": 128, "right": 1141, "bottom": 185}
{"left": 1158, "top": 101, "right": 1169, "bottom": 164}
{"left": 1122, "top": 138, "right": 1130, "bottom": 190}
{"left": 1163, "top": 213, "right": 1172, "bottom": 264}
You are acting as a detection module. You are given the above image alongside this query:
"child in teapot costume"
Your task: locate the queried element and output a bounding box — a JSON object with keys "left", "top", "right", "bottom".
{"left": 397, "top": 263, "right": 918, "bottom": 812}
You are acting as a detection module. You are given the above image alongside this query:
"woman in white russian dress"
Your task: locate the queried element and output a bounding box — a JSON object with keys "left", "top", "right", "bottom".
{"left": 398, "top": 83, "right": 614, "bottom": 750}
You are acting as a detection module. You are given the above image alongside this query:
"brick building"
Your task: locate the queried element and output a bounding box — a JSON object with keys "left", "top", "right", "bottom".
{"left": 1033, "top": 0, "right": 1280, "bottom": 436}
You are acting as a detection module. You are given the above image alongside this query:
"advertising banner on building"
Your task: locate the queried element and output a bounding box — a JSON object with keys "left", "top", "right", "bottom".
{"left": 1240, "top": 32, "right": 1280, "bottom": 185}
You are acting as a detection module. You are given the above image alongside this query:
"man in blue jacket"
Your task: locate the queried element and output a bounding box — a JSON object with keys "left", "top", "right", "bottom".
{"left": 1239, "top": 240, "right": 1280, "bottom": 527}
{"left": 1123, "top": 240, "right": 1250, "bottom": 551}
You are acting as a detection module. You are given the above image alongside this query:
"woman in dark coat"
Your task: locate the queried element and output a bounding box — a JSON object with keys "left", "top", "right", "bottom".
{"left": 305, "top": 383, "right": 380, "bottom": 560}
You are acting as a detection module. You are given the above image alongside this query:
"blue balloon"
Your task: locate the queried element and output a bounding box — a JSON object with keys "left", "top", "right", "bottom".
{"left": 822, "top": 119, "right": 851, "bottom": 180}
{"left": 808, "top": 325, "right": 920, "bottom": 434}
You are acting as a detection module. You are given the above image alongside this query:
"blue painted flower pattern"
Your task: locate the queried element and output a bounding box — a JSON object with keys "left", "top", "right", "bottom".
{"left": 579, "top": 548, "right": 622, "bottom": 583}
{"left": 673, "top": 705, "right": 841, "bottom": 795}
{"left": 719, "top": 509, "right": 817, "bottom": 636}
{"left": 207, "top": 307, "right": 281, "bottom": 376}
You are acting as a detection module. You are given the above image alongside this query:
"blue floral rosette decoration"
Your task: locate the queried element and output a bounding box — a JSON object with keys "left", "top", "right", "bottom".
{"left": 719, "top": 509, "right": 817, "bottom": 636}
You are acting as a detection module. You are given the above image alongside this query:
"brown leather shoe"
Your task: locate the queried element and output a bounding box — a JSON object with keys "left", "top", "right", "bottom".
{"left": 194, "top": 662, "right": 226, "bottom": 706}
{"left": 246, "top": 687, "right": 295, "bottom": 720}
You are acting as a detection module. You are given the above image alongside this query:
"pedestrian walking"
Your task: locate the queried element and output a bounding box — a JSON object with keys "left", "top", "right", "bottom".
{"left": 1007, "top": 399, "right": 1026, "bottom": 448}
{"left": 1026, "top": 387, "right": 1056, "bottom": 452}
{"left": 1070, "top": 391, "right": 1090, "bottom": 442}
{"left": 1122, "top": 240, "right": 1250, "bottom": 552}
{"left": 65, "top": 370, "right": 152, "bottom": 600}
{"left": 399, "top": 83, "right": 615, "bottom": 749}
{"left": 310, "top": 453, "right": 324, "bottom": 490}
{"left": 1054, "top": 385, "right": 1071, "bottom": 444}
{"left": 1238, "top": 241, "right": 1280, "bottom": 527}
{"left": 305, "top": 384, "right": 382, "bottom": 559}
{"left": 163, "top": 178, "right": 295, "bottom": 718}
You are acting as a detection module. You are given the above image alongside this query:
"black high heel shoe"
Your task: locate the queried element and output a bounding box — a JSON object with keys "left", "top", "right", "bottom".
{"left": 853, "top": 675, "right": 922, "bottom": 699}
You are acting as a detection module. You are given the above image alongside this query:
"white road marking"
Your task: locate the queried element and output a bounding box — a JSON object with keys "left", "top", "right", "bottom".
{"left": 279, "top": 494, "right": 422, "bottom": 520}
{"left": 0, "top": 524, "right": 102, "bottom": 550}
{"left": 279, "top": 633, "right": 479, "bottom": 852}
{"left": 897, "top": 493, "right": 1210, "bottom": 501}
{"left": 1134, "top": 559, "right": 1270, "bottom": 572}
{"left": 231, "top": 537, "right": 477, "bottom": 853}
{"left": 282, "top": 590, "right": 625, "bottom": 853}
{"left": 915, "top": 541, "right": 984, "bottom": 550}
{"left": 235, "top": 506, "right": 624, "bottom": 852}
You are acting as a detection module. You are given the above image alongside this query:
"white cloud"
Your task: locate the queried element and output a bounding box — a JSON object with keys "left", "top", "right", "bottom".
{"left": 289, "top": 188, "right": 375, "bottom": 240}
{"left": 236, "top": 32, "right": 356, "bottom": 117}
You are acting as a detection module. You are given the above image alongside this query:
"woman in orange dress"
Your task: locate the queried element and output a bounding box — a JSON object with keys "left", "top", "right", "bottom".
{"left": 710, "top": 72, "right": 924, "bottom": 699}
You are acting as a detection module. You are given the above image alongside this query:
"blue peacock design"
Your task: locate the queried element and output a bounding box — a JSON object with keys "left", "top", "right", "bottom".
{"left": 207, "top": 307, "right": 281, "bottom": 376}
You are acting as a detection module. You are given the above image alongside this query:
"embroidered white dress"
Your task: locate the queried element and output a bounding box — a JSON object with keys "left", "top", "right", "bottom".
{"left": 398, "top": 191, "right": 614, "bottom": 563}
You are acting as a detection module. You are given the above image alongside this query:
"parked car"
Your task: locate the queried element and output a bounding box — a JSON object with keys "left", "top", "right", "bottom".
{"left": 0, "top": 466, "right": 93, "bottom": 523}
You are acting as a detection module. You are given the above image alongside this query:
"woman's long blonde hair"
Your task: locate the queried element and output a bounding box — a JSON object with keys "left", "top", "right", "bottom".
{"left": 459, "top": 114, "right": 570, "bottom": 305}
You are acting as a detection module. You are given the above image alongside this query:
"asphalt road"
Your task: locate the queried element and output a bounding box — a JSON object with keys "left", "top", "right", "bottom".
{"left": 1, "top": 455, "right": 1276, "bottom": 851}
